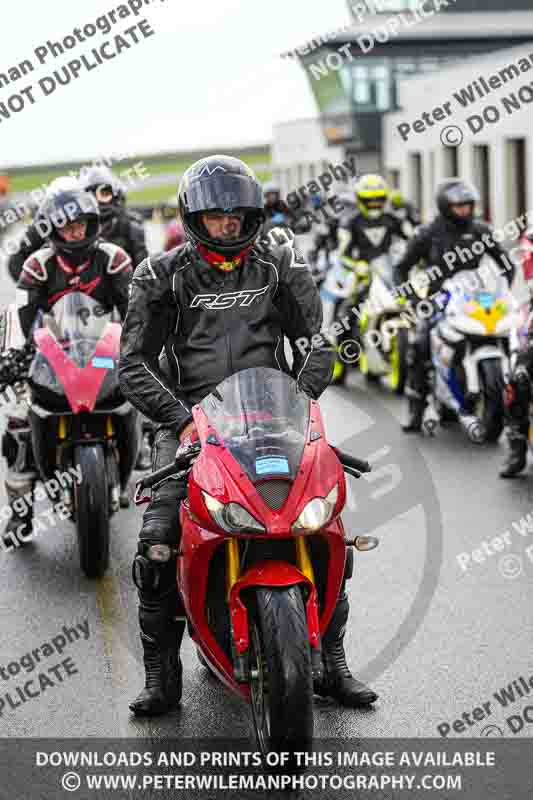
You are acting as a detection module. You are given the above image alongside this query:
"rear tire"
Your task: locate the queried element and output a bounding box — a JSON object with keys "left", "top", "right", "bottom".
{"left": 477, "top": 358, "right": 504, "bottom": 442}
{"left": 249, "top": 586, "right": 314, "bottom": 762}
{"left": 74, "top": 445, "right": 110, "bottom": 578}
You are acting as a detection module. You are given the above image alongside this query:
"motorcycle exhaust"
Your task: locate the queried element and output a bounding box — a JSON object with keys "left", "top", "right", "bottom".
{"left": 458, "top": 414, "right": 486, "bottom": 444}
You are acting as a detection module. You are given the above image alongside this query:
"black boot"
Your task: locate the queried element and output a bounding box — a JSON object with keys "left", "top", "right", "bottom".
{"left": 402, "top": 394, "right": 425, "bottom": 433}
{"left": 119, "top": 487, "right": 130, "bottom": 508}
{"left": 499, "top": 431, "right": 528, "bottom": 478}
{"left": 315, "top": 591, "right": 377, "bottom": 707}
{"left": 2, "top": 478, "right": 35, "bottom": 549}
{"left": 129, "top": 620, "right": 185, "bottom": 716}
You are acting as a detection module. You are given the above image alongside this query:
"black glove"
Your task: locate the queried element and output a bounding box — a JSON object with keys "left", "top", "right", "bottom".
{"left": 0, "top": 342, "right": 35, "bottom": 393}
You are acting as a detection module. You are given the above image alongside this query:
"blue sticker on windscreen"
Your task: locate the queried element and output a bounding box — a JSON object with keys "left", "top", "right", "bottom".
{"left": 91, "top": 356, "right": 114, "bottom": 369}
{"left": 255, "top": 456, "right": 290, "bottom": 475}
{"left": 478, "top": 292, "right": 494, "bottom": 310}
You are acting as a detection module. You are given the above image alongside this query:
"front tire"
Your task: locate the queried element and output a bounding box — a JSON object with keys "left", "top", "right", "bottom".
{"left": 249, "top": 586, "right": 313, "bottom": 761}
{"left": 477, "top": 358, "right": 505, "bottom": 442}
{"left": 74, "top": 444, "right": 110, "bottom": 578}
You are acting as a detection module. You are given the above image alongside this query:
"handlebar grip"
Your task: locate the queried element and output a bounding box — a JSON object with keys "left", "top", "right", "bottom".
{"left": 138, "top": 444, "right": 201, "bottom": 490}
{"left": 139, "top": 462, "right": 179, "bottom": 490}
{"left": 332, "top": 447, "right": 372, "bottom": 474}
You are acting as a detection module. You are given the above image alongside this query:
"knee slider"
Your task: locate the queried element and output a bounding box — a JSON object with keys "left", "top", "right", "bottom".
{"left": 132, "top": 541, "right": 178, "bottom": 592}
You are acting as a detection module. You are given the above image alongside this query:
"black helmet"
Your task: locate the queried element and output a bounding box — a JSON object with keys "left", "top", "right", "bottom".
{"left": 263, "top": 180, "right": 281, "bottom": 204}
{"left": 436, "top": 179, "right": 479, "bottom": 224}
{"left": 178, "top": 155, "right": 265, "bottom": 257}
{"left": 40, "top": 189, "right": 100, "bottom": 259}
{"left": 79, "top": 164, "right": 124, "bottom": 221}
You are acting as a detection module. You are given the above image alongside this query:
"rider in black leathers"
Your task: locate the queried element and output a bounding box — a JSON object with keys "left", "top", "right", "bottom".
{"left": 6, "top": 177, "right": 80, "bottom": 284}
{"left": 8, "top": 168, "right": 147, "bottom": 282}
{"left": 80, "top": 165, "right": 152, "bottom": 470}
{"left": 332, "top": 174, "right": 410, "bottom": 383}
{"left": 3, "top": 189, "right": 134, "bottom": 545}
{"left": 119, "top": 155, "right": 378, "bottom": 716}
{"left": 393, "top": 179, "right": 515, "bottom": 432}
{"left": 499, "top": 229, "right": 533, "bottom": 477}
{"left": 79, "top": 165, "right": 148, "bottom": 268}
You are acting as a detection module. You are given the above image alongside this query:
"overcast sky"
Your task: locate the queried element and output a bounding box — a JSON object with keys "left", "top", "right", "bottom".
{"left": 0, "top": 0, "right": 349, "bottom": 167}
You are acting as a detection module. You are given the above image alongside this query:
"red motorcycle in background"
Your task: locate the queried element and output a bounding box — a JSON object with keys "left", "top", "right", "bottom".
{"left": 135, "top": 366, "right": 377, "bottom": 759}
{"left": 26, "top": 292, "right": 139, "bottom": 577}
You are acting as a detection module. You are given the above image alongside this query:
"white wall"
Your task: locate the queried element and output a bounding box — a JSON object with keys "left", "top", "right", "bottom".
{"left": 272, "top": 118, "right": 344, "bottom": 195}
{"left": 382, "top": 43, "right": 533, "bottom": 225}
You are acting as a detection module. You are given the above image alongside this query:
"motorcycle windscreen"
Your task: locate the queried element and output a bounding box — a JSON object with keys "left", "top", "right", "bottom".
{"left": 445, "top": 261, "right": 507, "bottom": 304}
{"left": 29, "top": 293, "right": 120, "bottom": 410}
{"left": 199, "top": 367, "right": 310, "bottom": 483}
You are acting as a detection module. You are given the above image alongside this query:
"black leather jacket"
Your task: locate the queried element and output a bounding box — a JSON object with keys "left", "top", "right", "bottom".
{"left": 100, "top": 209, "right": 148, "bottom": 267}
{"left": 119, "top": 238, "right": 335, "bottom": 436}
{"left": 8, "top": 209, "right": 147, "bottom": 284}
{"left": 393, "top": 214, "right": 515, "bottom": 296}
{"left": 17, "top": 241, "right": 132, "bottom": 338}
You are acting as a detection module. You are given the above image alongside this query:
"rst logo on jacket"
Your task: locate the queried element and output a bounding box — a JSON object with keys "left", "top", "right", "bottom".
{"left": 190, "top": 285, "right": 270, "bottom": 309}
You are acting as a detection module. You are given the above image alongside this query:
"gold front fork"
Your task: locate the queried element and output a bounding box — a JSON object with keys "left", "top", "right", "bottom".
{"left": 225, "top": 538, "right": 240, "bottom": 601}
{"left": 295, "top": 536, "right": 315, "bottom": 584}
{"left": 225, "top": 536, "right": 316, "bottom": 600}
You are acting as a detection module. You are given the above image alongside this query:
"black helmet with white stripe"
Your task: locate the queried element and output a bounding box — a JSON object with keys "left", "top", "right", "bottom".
{"left": 178, "top": 155, "right": 265, "bottom": 257}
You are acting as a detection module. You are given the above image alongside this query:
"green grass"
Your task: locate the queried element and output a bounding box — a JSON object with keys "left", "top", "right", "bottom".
{"left": 127, "top": 170, "right": 273, "bottom": 207}
{"left": 9, "top": 168, "right": 79, "bottom": 193}
{"left": 6, "top": 148, "right": 271, "bottom": 195}
{"left": 139, "top": 151, "right": 270, "bottom": 178}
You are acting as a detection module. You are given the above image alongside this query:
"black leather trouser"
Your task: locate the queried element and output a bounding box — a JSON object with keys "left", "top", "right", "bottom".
{"left": 405, "top": 318, "right": 432, "bottom": 401}
{"left": 133, "top": 427, "right": 187, "bottom": 646}
{"left": 504, "top": 347, "right": 533, "bottom": 438}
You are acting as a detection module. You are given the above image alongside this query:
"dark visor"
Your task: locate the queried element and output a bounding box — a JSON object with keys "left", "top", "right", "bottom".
{"left": 185, "top": 172, "right": 263, "bottom": 213}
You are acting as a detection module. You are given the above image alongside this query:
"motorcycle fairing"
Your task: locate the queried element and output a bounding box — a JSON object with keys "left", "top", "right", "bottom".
{"left": 33, "top": 322, "right": 121, "bottom": 413}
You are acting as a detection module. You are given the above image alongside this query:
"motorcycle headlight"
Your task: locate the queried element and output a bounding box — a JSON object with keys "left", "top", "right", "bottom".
{"left": 202, "top": 491, "right": 266, "bottom": 534}
{"left": 292, "top": 485, "right": 339, "bottom": 532}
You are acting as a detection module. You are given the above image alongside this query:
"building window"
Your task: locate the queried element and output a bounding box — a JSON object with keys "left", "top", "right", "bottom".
{"left": 348, "top": 0, "right": 419, "bottom": 14}
{"left": 382, "top": 0, "right": 420, "bottom": 9}
{"left": 350, "top": 61, "right": 391, "bottom": 112}
{"left": 388, "top": 169, "right": 400, "bottom": 189}
{"left": 429, "top": 151, "right": 436, "bottom": 203}
{"left": 408, "top": 153, "right": 423, "bottom": 214}
{"left": 506, "top": 138, "right": 527, "bottom": 222}
{"left": 442, "top": 147, "right": 459, "bottom": 179}
{"left": 473, "top": 145, "right": 491, "bottom": 222}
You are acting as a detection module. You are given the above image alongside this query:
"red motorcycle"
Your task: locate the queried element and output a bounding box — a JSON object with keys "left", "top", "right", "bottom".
{"left": 135, "top": 366, "right": 377, "bottom": 757}
{"left": 26, "top": 292, "right": 139, "bottom": 577}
